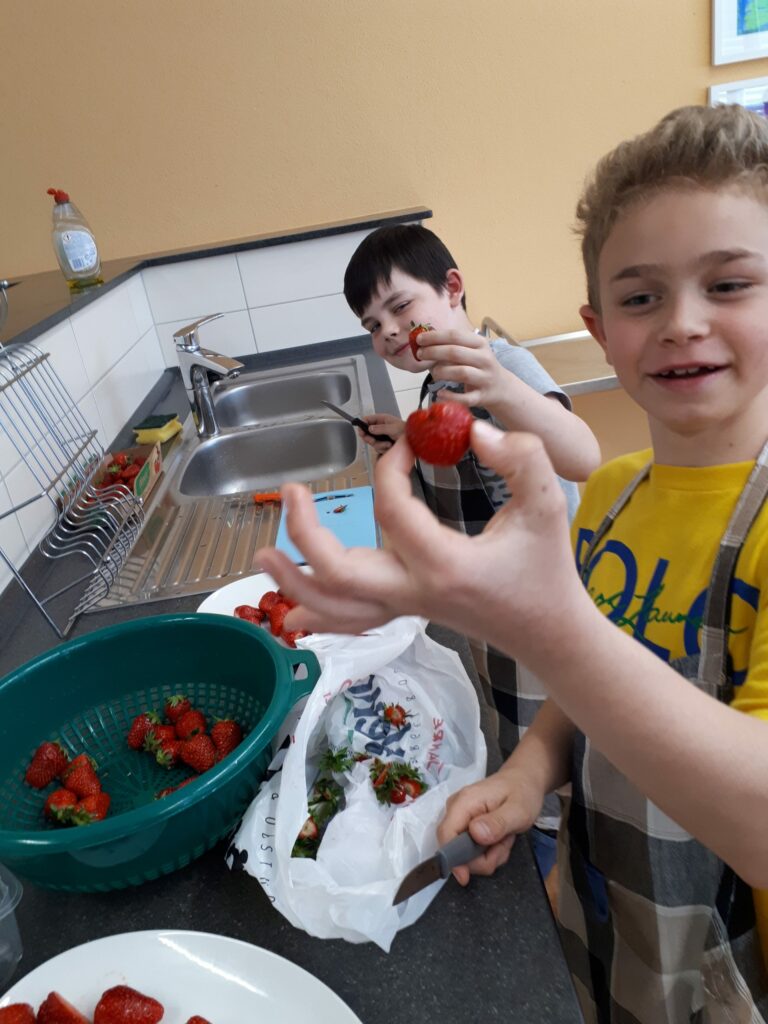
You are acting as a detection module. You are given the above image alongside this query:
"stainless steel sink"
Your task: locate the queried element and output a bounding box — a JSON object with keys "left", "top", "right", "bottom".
{"left": 178, "top": 418, "right": 358, "bottom": 497}
{"left": 212, "top": 370, "right": 352, "bottom": 428}
{"left": 92, "top": 353, "right": 377, "bottom": 609}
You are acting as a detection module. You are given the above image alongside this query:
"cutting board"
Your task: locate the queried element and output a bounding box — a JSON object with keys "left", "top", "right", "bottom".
{"left": 274, "top": 485, "right": 378, "bottom": 563}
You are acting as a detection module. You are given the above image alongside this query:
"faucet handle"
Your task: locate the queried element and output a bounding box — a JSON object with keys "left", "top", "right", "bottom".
{"left": 173, "top": 313, "right": 224, "bottom": 351}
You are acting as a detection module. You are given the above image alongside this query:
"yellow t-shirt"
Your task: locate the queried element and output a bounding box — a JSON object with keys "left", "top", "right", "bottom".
{"left": 571, "top": 450, "right": 768, "bottom": 962}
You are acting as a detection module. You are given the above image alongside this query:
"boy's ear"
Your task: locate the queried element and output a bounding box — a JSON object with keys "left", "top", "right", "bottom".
{"left": 445, "top": 268, "right": 465, "bottom": 308}
{"left": 580, "top": 304, "right": 612, "bottom": 365}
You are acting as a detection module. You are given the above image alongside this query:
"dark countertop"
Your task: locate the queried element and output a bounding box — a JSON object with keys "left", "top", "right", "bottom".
{"left": 0, "top": 336, "right": 581, "bottom": 1022}
{"left": 0, "top": 207, "right": 431, "bottom": 349}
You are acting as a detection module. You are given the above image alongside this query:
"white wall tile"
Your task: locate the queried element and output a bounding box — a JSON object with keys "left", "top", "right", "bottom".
{"left": 5, "top": 459, "right": 57, "bottom": 551}
{"left": 249, "top": 293, "right": 362, "bottom": 353}
{"left": 38, "top": 319, "right": 90, "bottom": 403}
{"left": 70, "top": 278, "right": 149, "bottom": 388}
{"left": 93, "top": 329, "right": 166, "bottom": 446}
{"left": 155, "top": 310, "right": 257, "bottom": 369}
{"left": 141, "top": 255, "right": 246, "bottom": 324}
{"left": 237, "top": 230, "right": 372, "bottom": 307}
{"left": 126, "top": 273, "right": 154, "bottom": 337}
{"left": 0, "top": 477, "right": 28, "bottom": 595}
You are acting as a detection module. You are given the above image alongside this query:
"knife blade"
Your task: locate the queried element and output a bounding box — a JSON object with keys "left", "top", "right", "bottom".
{"left": 321, "top": 400, "right": 395, "bottom": 445}
{"left": 392, "top": 832, "right": 487, "bottom": 905}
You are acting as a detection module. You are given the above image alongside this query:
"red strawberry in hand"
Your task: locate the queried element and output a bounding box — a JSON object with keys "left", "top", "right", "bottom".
{"left": 210, "top": 719, "right": 243, "bottom": 760}
{"left": 0, "top": 1004, "right": 37, "bottom": 1024}
{"left": 94, "top": 985, "right": 164, "bottom": 1024}
{"left": 24, "top": 741, "right": 69, "bottom": 789}
{"left": 37, "top": 992, "right": 90, "bottom": 1024}
{"left": 406, "top": 402, "right": 473, "bottom": 466}
{"left": 408, "top": 321, "right": 433, "bottom": 361}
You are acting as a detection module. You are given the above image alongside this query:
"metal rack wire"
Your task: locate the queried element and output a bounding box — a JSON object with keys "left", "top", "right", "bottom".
{"left": 0, "top": 342, "right": 144, "bottom": 637}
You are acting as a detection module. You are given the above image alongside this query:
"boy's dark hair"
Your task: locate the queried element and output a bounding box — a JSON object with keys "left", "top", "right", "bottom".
{"left": 343, "top": 224, "right": 467, "bottom": 317}
{"left": 576, "top": 104, "right": 768, "bottom": 310}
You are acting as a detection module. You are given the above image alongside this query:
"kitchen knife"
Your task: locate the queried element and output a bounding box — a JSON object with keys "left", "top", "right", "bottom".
{"left": 392, "top": 832, "right": 487, "bottom": 905}
{"left": 321, "top": 400, "right": 395, "bottom": 445}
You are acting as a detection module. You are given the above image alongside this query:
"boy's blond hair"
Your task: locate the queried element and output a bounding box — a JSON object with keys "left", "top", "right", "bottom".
{"left": 576, "top": 104, "right": 768, "bottom": 310}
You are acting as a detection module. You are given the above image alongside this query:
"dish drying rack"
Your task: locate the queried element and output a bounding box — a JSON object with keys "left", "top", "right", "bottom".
{"left": 0, "top": 342, "right": 144, "bottom": 638}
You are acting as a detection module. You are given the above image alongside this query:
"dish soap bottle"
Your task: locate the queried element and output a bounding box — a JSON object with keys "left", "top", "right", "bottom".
{"left": 46, "top": 187, "right": 103, "bottom": 290}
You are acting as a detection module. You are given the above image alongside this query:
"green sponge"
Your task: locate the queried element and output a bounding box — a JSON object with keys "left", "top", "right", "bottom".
{"left": 132, "top": 413, "right": 182, "bottom": 444}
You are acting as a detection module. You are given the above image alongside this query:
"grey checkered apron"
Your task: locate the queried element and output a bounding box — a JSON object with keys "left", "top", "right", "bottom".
{"left": 558, "top": 444, "right": 768, "bottom": 1023}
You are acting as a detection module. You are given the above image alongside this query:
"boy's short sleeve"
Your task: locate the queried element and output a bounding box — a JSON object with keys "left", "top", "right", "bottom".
{"left": 489, "top": 339, "right": 572, "bottom": 410}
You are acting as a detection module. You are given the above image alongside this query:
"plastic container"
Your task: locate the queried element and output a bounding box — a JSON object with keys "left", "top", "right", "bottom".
{"left": 0, "top": 614, "right": 319, "bottom": 892}
{"left": 46, "top": 187, "right": 103, "bottom": 290}
{"left": 0, "top": 864, "right": 22, "bottom": 988}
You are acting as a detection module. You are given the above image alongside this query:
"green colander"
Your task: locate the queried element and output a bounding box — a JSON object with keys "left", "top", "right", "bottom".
{"left": 0, "top": 613, "right": 319, "bottom": 892}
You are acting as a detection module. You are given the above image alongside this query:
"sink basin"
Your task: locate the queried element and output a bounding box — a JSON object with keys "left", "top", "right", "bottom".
{"left": 177, "top": 418, "right": 358, "bottom": 497}
{"left": 212, "top": 370, "right": 352, "bottom": 429}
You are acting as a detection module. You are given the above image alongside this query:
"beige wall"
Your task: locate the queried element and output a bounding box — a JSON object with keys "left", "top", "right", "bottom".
{"left": 4, "top": 1, "right": 767, "bottom": 338}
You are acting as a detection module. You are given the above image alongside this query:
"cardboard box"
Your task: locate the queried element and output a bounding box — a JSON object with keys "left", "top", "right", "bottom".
{"left": 95, "top": 442, "right": 162, "bottom": 501}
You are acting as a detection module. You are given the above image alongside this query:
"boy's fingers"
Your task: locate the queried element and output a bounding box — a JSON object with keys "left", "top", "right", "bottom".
{"left": 279, "top": 483, "right": 349, "bottom": 573}
{"left": 374, "top": 439, "right": 450, "bottom": 553}
{"left": 470, "top": 421, "right": 559, "bottom": 507}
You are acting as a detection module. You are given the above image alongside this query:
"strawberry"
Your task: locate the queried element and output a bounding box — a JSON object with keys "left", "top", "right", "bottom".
{"left": 72, "top": 791, "right": 110, "bottom": 824}
{"left": 94, "top": 985, "right": 164, "bottom": 1024}
{"left": 154, "top": 737, "right": 184, "bottom": 769}
{"left": 0, "top": 1004, "right": 37, "bottom": 1024}
{"left": 24, "top": 741, "right": 69, "bottom": 789}
{"left": 408, "top": 321, "right": 434, "bottom": 360}
{"left": 233, "top": 603, "right": 265, "bottom": 624}
{"left": 389, "top": 784, "right": 407, "bottom": 804}
{"left": 258, "top": 590, "right": 281, "bottom": 614}
{"left": 277, "top": 590, "right": 296, "bottom": 609}
{"left": 155, "top": 777, "right": 194, "bottom": 799}
{"left": 283, "top": 629, "right": 309, "bottom": 648}
{"left": 174, "top": 709, "right": 207, "bottom": 740}
{"left": 298, "top": 815, "right": 319, "bottom": 840}
{"left": 61, "top": 754, "right": 101, "bottom": 798}
{"left": 399, "top": 776, "right": 424, "bottom": 799}
{"left": 268, "top": 601, "right": 290, "bottom": 637}
{"left": 126, "top": 711, "right": 161, "bottom": 750}
{"left": 44, "top": 787, "right": 78, "bottom": 824}
{"left": 143, "top": 723, "right": 177, "bottom": 751}
{"left": 37, "top": 991, "right": 90, "bottom": 1024}
{"left": 185, "top": 1018, "right": 213, "bottom": 1024}
{"left": 210, "top": 719, "right": 243, "bottom": 760}
{"left": 406, "top": 402, "right": 473, "bottom": 466}
{"left": 382, "top": 703, "right": 410, "bottom": 728}
{"left": 180, "top": 733, "right": 216, "bottom": 773}
{"left": 163, "top": 694, "right": 191, "bottom": 723}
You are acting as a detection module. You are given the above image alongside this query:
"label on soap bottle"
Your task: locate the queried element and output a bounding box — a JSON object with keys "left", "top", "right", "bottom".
{"left": 61, "top": 231, "right": 99, "bottom": 273}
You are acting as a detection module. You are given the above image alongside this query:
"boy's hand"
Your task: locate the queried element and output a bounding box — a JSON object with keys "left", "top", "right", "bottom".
{"left": 436, "top": 764, "right": 546, "bottom": 885}
{"left": 256, "top": 420, "right": 586, "bottom": 654}
{"left": 358, "top": 413, "right": 404, "bottom": 454}
{"left": 415, "top": 329, "right": 511, "bottom": 409}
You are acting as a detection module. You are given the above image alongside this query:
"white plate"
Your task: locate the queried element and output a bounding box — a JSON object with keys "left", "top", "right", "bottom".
{"left": 1, "top": 930, "right": 362, "bottom": 1023}
{"left": 197, "top": 571, "right": 310, "bottom": 647}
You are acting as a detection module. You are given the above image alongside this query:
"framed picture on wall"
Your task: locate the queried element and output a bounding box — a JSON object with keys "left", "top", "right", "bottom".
{"left": 709, "top": 73, "right": 768, "bottom": 114}
{"left": 713, "top": 0, "right": 768, "bottom": 64}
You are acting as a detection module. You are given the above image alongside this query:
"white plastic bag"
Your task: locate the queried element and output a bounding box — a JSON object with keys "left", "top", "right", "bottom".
{"left": 229, "top": 617, "right": 487, "bottom": 951}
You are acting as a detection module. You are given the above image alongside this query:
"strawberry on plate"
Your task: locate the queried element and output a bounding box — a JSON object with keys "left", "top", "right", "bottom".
{"left": 267, "top": 601, "right": 291, "bottom": 637}
{"left": 405, "top": 402, "right": 473, "bottom": 466}
{"left": 233, "top": 603, "right": 265, "bottom": 624}
{"left": 94, "top": 985, "right": 164, "bottom": 1024}
{"left": 257, "top": 590, "right": 282, "bottom": 614}
{"left": 37, "top": 991, "right": 90, "bottom": 1024}
{"left": 0, "top": 1004, "right": 37, "bottom": 1024}
{"left": 24, "top": 741, "right": 69, "bottom": 789}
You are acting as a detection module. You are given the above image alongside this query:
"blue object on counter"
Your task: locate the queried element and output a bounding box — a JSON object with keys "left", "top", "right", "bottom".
{"left": 275, "top": 485, "right": 377, "bottom": 563}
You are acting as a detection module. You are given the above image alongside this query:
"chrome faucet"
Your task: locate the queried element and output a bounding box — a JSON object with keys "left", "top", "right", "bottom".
{"left": 173, "top": 313, "right": 243, "bottom": 438}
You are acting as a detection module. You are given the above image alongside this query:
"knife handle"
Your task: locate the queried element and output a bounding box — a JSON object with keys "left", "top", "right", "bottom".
{"left": 437, "top": 832, "right": 487, "bottom": 877}
{"left": 352, "top": 416, "right": 395, "bottom": 446}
